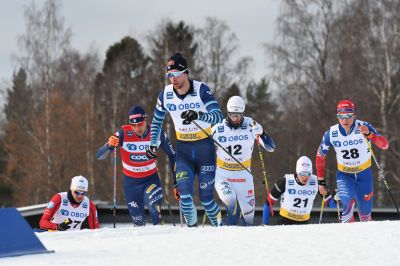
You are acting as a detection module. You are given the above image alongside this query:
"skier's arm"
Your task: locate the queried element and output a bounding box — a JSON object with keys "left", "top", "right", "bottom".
{"left": 96, "top": 129, "right": 124, "bottom": 160}
{"left": 251, "top": 120, "right": 275, "bottom": 152}
{"left": 88, "top": 201, "right": 100, "bottom": 229}
{"left": 159, "top": 130, "right": 177, "bottom": 184}
{"left": 262, "top": 177, "right": 286, "bottom": 225}
{"left": 357, "top": 121, "right": 389, "bottom": 150}
{"left": 198, "top": 84, "right": 223, "bottom": 124}
{"left": 39, "top": 194, "right": 61, "bottom": 231}
{"left": 150, "top": 92, "right": 167, "bottom": 146}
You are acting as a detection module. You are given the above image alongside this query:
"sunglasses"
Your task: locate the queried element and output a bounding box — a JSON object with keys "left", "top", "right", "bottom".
{"left": 337, "top": 113, "right": 354, "bottom": 119}
{"left": 74, "top": 190, "right": 87, "bottom": 196}
{"left": 298, "top": 171, "right": 311, "bottom": 177}
{"left": 228, "top": 112, "right": 244, "bottom": 118}
{"left": 165, "top": 69, "right": 187, "bottom": 79}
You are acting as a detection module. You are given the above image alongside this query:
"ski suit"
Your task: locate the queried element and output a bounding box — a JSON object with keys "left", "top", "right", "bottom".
{"left": 96, "top": 124, "right": 176, "bottom": 226}
{"left": 316, "top": 120, "right": 388, "bottom": 222}
{"left": 211, "top": 117, "right": 275, "bottom": 225}
{"left": 40, "top": 191, "right": 99, "bottom": 231}
{"left": 150, "top": 80, "right": 223, "bottom": 226}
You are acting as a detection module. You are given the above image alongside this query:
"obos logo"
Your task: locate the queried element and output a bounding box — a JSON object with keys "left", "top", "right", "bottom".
{"left": 218, "top": 136, "right": 227, "bottom": 143}
{"left": 288, "top": 189, "right": 296, "bottom": 195}
{"left": 126, "top": 143, "right": 137, "bottom": 150}
{"left": 333, "top": 141, "right": 341, "bottom": 148}
{"left": 167, "top": 104, "right": 177, "bottom": 111}
{"left": 60, "top": 209, "right": 69, "bottom": 216}
{"left": 228, "top": 135, "right": 248, "bottom": 142}
{"left": 178, "top": 102, "right": 201, "bottom": 110}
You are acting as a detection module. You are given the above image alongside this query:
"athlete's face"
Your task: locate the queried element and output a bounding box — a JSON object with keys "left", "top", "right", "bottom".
{"left": 228, "top": 112, "right": 243, "bottom": 125}
{"left": 297, "top": 172, "right": 311, "bottom": 185}
{"left": 72, "top": 190, "right": 87, "bottom": 202}
{"left": 130, "top": 121, "right": 147, "bottom": 136}
{"left": 166, "top": 69, "right": 189, "bottom": 94}
{"left": 337, "top": 113, "right": 355, "bottom": 132}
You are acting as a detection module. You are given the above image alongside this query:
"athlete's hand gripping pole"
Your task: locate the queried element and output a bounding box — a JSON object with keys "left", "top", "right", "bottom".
{"left": 256, "top": 136, "right": 274, "bottom": 217}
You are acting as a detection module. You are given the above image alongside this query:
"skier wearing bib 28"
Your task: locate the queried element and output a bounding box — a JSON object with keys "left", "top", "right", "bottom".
{"left": 96, "top": 106, "right": 176, "bottom": 226}
{"left": 211, "top": 96, "right": 275, "bottom": 225}
{"left": 316, "top": 100, "right": 388, "bottom": 222}
{"left": 261, "top": 156, "right": 335, "bottom": 225}
{"left": 146, "top": 53, "right": 223, "bottom": 227}
{"left": 40, "top": 175, "right": 100, "bottom": 231}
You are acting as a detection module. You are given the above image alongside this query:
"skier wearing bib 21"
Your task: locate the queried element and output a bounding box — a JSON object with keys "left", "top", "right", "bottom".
{"left": 316, "top": 100, "right": 388, "bottom": 222}
{"left": 212, "top": 96, "right": 275, "bottom": 225}
{"left": 146, "top": 53, "right": 223, "bottom": 227}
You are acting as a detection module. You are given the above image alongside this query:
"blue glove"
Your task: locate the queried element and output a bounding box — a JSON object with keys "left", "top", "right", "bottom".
{"left": 262, "top": 203, "right": 271, "bottom": 225}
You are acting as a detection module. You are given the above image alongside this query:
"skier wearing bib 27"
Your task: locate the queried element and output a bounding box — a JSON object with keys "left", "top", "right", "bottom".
{"left": 146, "top": 53, "right": 223, "bottom": 227}
{"left": 40, "top": 175, "right": 100, "bottom": 231}
{"left": 316, "top": 100, "right": 388, "bottom": 222}
{"left": 261, "top": 156, "right": 336, "bottom": 225}
{"left": 211, "top": 96, "right": 275, "bottom": 225}
{"left": 96, "top": 106, "right": 176, "bottom": 226}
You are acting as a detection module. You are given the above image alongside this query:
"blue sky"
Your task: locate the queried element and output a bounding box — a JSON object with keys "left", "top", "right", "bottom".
{"left": 0, "top": 0, "right": 280, "bottom": 91}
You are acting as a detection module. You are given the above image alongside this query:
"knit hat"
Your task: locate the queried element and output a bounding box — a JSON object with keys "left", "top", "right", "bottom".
{"left": 296, "top": 156, "right": 313, "bottom": 174}
{"left": 128, "top": 106, "right": 146, "bottom": 124}
{"left": 337, "top": 100, "right": 355, "bottom": 114}
{"left": 166, "top": 53, "right": 188, "bottom": 72}
{"left": 70, "top": 175, "right": 88, "bottom": 192}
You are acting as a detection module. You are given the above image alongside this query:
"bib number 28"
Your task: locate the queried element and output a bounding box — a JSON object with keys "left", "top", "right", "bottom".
{"left": 341, "top": 148, "right": 359, "bottom": 159}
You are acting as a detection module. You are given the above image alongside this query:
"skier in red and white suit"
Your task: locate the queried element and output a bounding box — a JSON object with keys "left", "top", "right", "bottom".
{"left": 40, "top": 175, "right": 100, "bottom": 231}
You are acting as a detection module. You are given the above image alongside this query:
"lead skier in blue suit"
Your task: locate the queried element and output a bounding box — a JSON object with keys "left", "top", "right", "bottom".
{"left": 146, "top": 53, "right": 223, "bottom": 227}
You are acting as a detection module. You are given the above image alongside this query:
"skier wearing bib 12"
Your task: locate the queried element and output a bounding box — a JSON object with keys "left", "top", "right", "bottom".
{"left": 146, "top": 53, "right": 223, "bottom": 227}
{"left": 96, "top": 106, "right": 176, "bottom": 226}
{"left": 212, "top": 96, "right": 275, "bottom": 225}
{"left": 316, "top": 100, "right": 388, "bottom": 222}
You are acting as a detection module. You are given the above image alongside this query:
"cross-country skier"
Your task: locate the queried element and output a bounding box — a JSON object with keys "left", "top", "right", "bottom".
{"left": 96, "top": 106, "right": 176, "bottom": 226}
{"left": 146, "top": 53, "right": 223, "bottom": 227}
{"left": 211, "top": 96, "right": 275, "bottom": 225}
{"left": 316, "top": 100, "right": 389, "bottom": 222}
{"left": 262, "top": 156, "right": 336, "bottom": 225}
{"left": 40, "top": 175, "right": 100, "bottom": 231}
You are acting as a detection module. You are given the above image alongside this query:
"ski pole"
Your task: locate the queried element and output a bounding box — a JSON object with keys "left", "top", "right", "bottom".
{"left": 319, "top": 196, "right": 325, "bottom": 224}
{"left": 158, "top": 173, "right": 176, "bottom": 226}
{"left": 256, "top": 136, "right": 274, "bottom": 216}
{"left": 113, "top": 147, "right": 117, "bottom": 228}
{"left": 335, "top": 189, "right": 341, "bottom": 223}
{"left": 179, "top": 203, "right": 184, "bottom": 227}
{"left": 365, "top": 138, "right": 400, "bottom": 216}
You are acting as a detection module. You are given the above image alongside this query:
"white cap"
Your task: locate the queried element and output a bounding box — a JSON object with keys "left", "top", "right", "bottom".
{"left": 296, "top": 156, "right": 313, "bottom": 174}
{"left": 70, "top": 175, "right": 88, "bottom": 192}
{"left": 227, "top": 96, "right": 245, "bottom": 113}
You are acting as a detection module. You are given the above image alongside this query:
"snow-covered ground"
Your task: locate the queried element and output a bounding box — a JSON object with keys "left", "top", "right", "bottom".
{"left": 2, "top": 221, "right": 400, "bottom": 266}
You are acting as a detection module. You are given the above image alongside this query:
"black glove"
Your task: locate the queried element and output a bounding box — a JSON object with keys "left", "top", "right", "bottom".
{"left": 57, "top": 218, "right": 72, "bottom": 231}
{"left": 181, "top": 110, "right": 198, "bottom": 125}
{"left": 146, "top": 145, "right": 158, "bottom": 159}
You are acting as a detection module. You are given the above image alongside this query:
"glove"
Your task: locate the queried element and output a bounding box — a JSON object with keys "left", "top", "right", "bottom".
{"left": 251, "top": 121, "right": 264, "bottom": 136}
{"left": 323, "top": 191, "right": 339, "bottom": 208}
{"left": 173, "top": 186, "right": 180, "bottom": 201}
{"left": 181, "top": 110, "right": 198, "bottom": 125}
{"left": 108, "top": 135, "right": 119, "bottom": 147}
{"left": 318, "top": 179, "right": 329, "bottom": 196}
{"left": 57, "top": 218, "right": 72, "bottom": 231}
{"left": 146, "top": 145, "right": 158, "bottom": 159}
